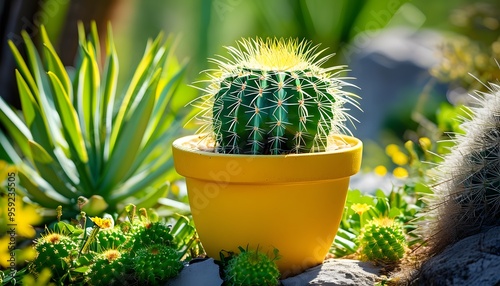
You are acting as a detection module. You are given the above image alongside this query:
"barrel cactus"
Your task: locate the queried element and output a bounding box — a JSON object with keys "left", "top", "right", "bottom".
{"left": 358, "top": 217, "right": 407, "bottom": 263}
{"left": 86, "top": 249, "right": 129, "bottom": 285}
{"left": 95, "top": 227, "right": 129, "bottom": 251}
{"left": 223, "top": 247, "right": 280, "bottom": 286}
{"left": 424, "top": 84, "right": 500, "bottom": 256}
{"left": 133, "top": 244, "right": 183, "bottom": 284}
{"left": 30, "top": 232, "right": 78, "bottom": 279}
{"left": 195, "top": 37, "right": 359, "bottom": 154}
{"left": 132, "top": 221, "right": 174, "bottom": 251}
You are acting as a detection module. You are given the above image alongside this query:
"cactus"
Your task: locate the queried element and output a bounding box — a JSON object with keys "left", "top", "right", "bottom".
{"left": 195, "top": 37, "right": 359, "bottom": 154}
{"left": 133, "top": 244, "right": 183, "bottom": 285}
{"left": 86, "top": 249, "right": 130, "bottom": 285}
{"left": 95, "top": 227, "right": 130, "bottom": 251}
{"left": 24, "top": 205, "right": 201, "bottom": 285}
{"left": 358, "top": 217, "right": 407, "bottom": 263}
{"left": 132, "top": 221, "right": 174, "bottom": 251}
{"left": 30, "top": 232, "right": 79, "bottom": 279}
{"left": 424, "top": 85, "right": 500, "bottom": 255}
{"left": 223, "top": 247, "right": 280, "bottom": 286}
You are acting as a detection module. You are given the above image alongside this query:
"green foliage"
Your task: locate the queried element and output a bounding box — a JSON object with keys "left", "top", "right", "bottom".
{"left": 0, "top": 22, "right": 188, "bottom": 217}
{"left": 222, "top": 246, "right": 280, "bottom": 286}
{"left": 194, "top": 38, "right": 359, "bottom": 154}
{"left": 358, "top": 218, "right": 407, "bottom": 263}
{"left": 430, "top": 2, "right": 500, "bottom": 92}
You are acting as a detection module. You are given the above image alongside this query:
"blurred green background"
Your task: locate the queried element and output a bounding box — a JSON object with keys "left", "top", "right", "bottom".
{"left": 1, "top": 0, "right": 499, "bottom": 169}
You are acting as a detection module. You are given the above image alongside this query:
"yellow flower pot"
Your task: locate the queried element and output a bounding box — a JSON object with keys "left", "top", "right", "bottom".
{"left": 172, "top": 134, "right": 362, "bottom": 277}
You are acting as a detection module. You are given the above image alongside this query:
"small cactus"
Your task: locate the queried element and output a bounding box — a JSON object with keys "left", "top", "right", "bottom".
{"left": 132, "top": 221, "right": 174, "bottom": 251}
{"left": 224, "top": 247, "right": 280, "bottom": 286}
{"left": 195, "top": 37, "right": 359, "bottom": 154}
{"left": 86, "top": 249, "right": 129, "bottom": 285}
{"left": 26, "top": 205, "right": 193, "bottom": 285}
{"left": 133, "top": 244, "right": 183, "bottom": 285}
{"left": 358, "top": 218, "right": 407, "bottom": 263}
{"left": 95, "top": 227, "right": 130, "bottom": 251}
{"left": 30, "top": 232, "right": 79, "bottom": 279}
{"left": 425, "top": 84, "right": 500, "bottom": 255}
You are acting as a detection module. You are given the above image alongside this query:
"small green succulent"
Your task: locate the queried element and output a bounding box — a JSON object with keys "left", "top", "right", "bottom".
{"left": 0, "top": 22, "right": 188, "bottom": 217}
{"left": 29, "top": 232, "right": 78, "bottom": 281}
{"left": 358, "top": 217, "right": 407, "bottom": 263}
{"left": 25, "top": 205, "right": 201, "bottom": 285}
{"left": 132, "top": 221, "right": 174, "bottom": 252}
{"left": 223, "top": 246, "right": 280, "bottom": 286}
{"left": 86, "top": 249, "right": 129, "bottom": 285}
{"left": 133, "top": 244, "right": 183, "bottom": 285}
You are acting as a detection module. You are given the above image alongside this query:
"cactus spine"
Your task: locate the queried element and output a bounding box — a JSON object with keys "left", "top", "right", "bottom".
{"left": 197, "top": 38, "right": 359, "bottom": 154}
{"left": 425, "top": 85, "right": 500, "bottom": 256}
{"left": 358, "top": 218, "right": 407, "bottom": 263}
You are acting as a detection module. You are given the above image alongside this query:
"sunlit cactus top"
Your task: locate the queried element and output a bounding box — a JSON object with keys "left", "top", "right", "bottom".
{"left": 194, "top": 37, "right": 359, "bottom": 155}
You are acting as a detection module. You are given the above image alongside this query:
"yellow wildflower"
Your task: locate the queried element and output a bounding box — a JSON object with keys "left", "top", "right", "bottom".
{"left": 392, "top": 151, "right": 409, "bottom": 166}
{"left": 0, "top": 161, "right": 16, "bottom": 182}
{"left": 419, "top": 137, "right": 431, "bottom": 150}
{"left": 351, "top": 203, "right": 371, "bottom": 216}
{"left": 385, "top": 144, "right": 400, "bottom": 156}
{"left": 374, "top": 165, "right": 387, "bottom": 176}
{"left": 89, "top": 217, "right": 112, "bottom": 229}
{"left": 393, "top": 167, "right": 409, "bottom": 178}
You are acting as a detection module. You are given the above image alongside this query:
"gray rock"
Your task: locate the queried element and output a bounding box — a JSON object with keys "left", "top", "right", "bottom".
{"left": 416, "top": 226, "right": 500, "bottom": 286}
{"left": 281, "top": 259, "right": 381, "bottom": 286}
{"left": 166, "top": 258, "right": 223, "bottom": 286}
{"left": 167, "top": 257, "right": 381, "bottom": 286}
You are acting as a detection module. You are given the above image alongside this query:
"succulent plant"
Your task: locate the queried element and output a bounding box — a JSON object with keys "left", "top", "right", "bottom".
{"left": 424, "top": 84, "right": 500, "bottom": 255}
{"left": 223, "top": 247, "right": 280, "bottom": 286}
{"left": 29, "top": 232, "right": 79, "bottom": 279}
{"left": 133, "top": 244, "right": 183, "bottom": 285}
{"left": 95, "top": 226, "right": 129, "bottom": 251}
{"left": 23, "top": 204, "right": 202, "bottom": 285}
{"left": 86, "top": 249, "right": 129, "bottom": 285}
{"left": 358, "top": 217, "right": 407, "bottom": 263}
{"left": 194, "top": 37, "right": 359, "bottom": 154}
{"left": 0, "top": 22, "right": 187, "bottom": 217}
{"left": 132, "top": 221, "right": 174, "bottom": 252}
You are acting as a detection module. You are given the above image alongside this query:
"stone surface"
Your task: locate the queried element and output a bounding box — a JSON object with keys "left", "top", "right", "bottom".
{"left": 167, "top": 258, "right": 381, "bottom": 286}
{"left": 281, "top": 259, "right": 380, "bottom": 286}
{"left": 416, "top": 226, "right": 500, "bottom": 285}
{"left": 166, "top": 258, "right": 223, "bottom": 286}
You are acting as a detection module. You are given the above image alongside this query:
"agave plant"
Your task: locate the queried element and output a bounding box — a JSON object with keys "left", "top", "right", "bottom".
{"left": 0, "top": 22, "right": 188, "bottom": 217}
